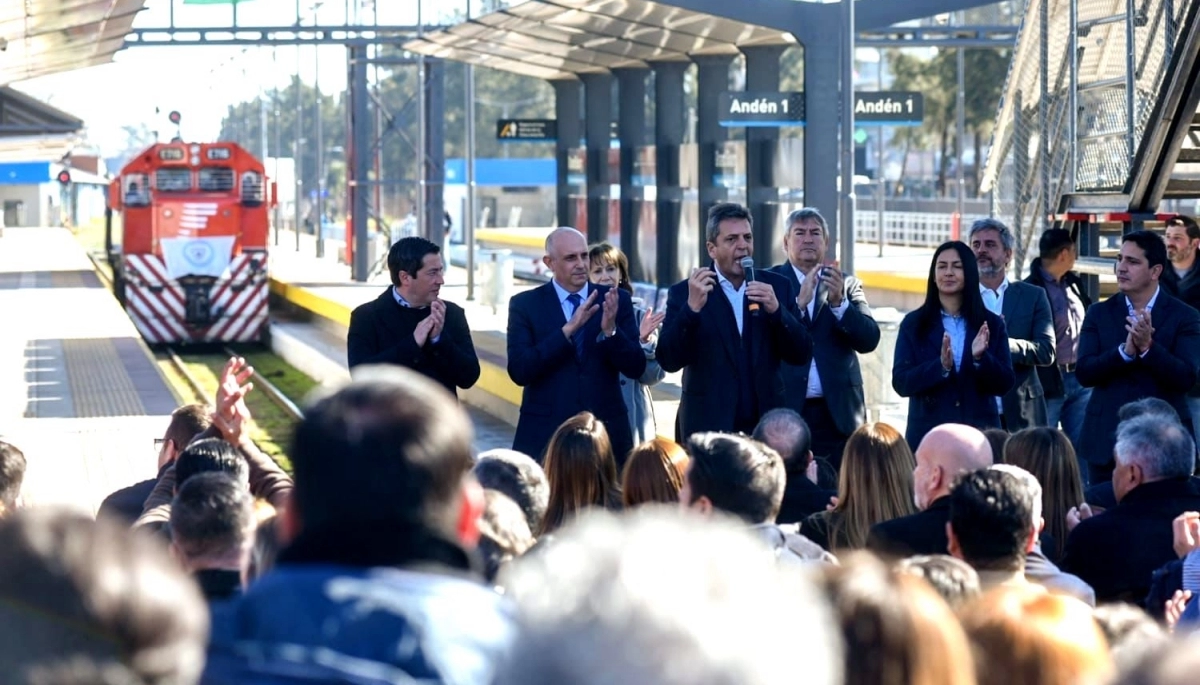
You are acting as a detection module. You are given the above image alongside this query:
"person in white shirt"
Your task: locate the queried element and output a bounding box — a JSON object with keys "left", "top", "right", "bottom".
{"left": 768, "top": 207, "right": 880, "bottom": 472}
{"left": 969, "top": 218, "right": 1056, "bottom": 432}
{"left": 658, "top": 203, "right": 812, "bottom": 441}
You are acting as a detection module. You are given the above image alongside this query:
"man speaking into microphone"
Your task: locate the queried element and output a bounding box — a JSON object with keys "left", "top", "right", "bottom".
{"left": 659, "top": 202, "right": 812, "bottom": 440}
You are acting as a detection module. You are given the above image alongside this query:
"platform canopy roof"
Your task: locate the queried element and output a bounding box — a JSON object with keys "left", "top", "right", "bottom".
{"left": 0, "top": 0, "right": 147, "bottom": 86}
{"left": 402, "top": 0, "right": 798, "bottom": 80}
{"left": 0, "top": 86, "right": 84, "bottom": 161}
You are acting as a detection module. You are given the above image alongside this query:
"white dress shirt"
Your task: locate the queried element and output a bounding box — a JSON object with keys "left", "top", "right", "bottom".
{"left": 791, "top": 264, "right": 849, "bottom": 398}
{"left": 714, "top": 265, "right": 746, "bottom": 336}
{"left": 1118, "top": 286, "right": 1160, "bottom": 361}
{"left": 980, "top": 279, "right": 1009, "bottom": 413}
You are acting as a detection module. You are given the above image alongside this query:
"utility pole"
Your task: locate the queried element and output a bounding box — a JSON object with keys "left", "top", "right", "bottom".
{"left": 839, "top": 0, "right": 856, "bottom": 273}
{"left": 465, "top": 0, "right": 477, "bottom": 300}
{"left": 313, "top": 1, "right": 325, "bottom": 258}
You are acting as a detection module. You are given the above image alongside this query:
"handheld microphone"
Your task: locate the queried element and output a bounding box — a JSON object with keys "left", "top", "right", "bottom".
{"left": 741, "top": 256, "right": 761, "bottom": 316}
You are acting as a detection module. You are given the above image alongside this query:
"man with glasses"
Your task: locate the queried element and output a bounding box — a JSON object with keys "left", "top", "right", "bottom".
{"left": 1163, "top": 215, "right": 1200, "bottom": 447}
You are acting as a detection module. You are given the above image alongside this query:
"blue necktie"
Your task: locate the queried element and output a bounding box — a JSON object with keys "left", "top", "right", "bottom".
{"left": 567, "top": 292, "right": 585, "bottom": 361}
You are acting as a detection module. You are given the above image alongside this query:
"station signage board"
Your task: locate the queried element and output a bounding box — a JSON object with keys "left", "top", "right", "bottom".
{"left": 718, "top": 92, "right": 805, "bottom": 127}
{"left": 719, "top": 91, "right": 925, "bottom": 127}
{"left": 854, "top": 91, "right": 924, "bottom": 125}
{"left": 497, "top": 119, "right": 557, "bottom": 141}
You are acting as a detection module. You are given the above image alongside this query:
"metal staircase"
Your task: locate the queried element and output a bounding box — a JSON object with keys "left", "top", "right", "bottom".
{"left": 981, "top": 0, "right": 1200, "bottom": 298}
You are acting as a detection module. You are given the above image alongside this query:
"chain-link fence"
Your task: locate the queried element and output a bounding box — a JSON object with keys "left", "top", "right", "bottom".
{"left": 983, "top": 0, "right": 1193, "bottom": 252}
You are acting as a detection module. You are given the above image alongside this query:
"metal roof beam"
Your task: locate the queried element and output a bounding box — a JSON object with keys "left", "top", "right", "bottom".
{"left": 123, "top": 24, "right": 423, "bottom": 47}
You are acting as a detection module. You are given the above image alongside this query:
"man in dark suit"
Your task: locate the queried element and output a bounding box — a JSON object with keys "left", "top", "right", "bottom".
{"left": 1061, "top": 415, "right": 1200, "bottom": 604}
{"left": 506, "top": 227, "right": 645, "bottom": 463}
{"left": 347, "top": 237, "right": 481, "bottom": 399}
{"left": 658, "top": 203, "right": 812, "bottom": 441}
{"left": 866, "top": 423, "right": 993, "bottom": 558}
{"left": 969, "top": 218, "right": 1056, "bottom": 431}
{"left": 751, "top": 408, "right": 836, "bottom": 524}
{"left": 1076, "top": 230, "right": 1200, "bottom": 484}
{"left": 768, "top": 207, "right": 880, "bottom": 469}
{"left": 1163, "top": 215, "right": 1200, "bottom": 449}
{"left": 1025, "top": 228, "right": 1093, "bottom": 476}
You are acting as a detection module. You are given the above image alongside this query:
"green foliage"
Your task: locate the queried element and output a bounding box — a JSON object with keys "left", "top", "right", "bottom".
{"left": 885, "top": 46, "right": 1009, "bottom": 196}
{"left": 217, "top": 56, "right": 555, "bottom": 221}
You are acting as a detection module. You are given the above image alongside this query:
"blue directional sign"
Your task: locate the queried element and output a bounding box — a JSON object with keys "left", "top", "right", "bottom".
{"left": 718, "top": 91, "right": 925, "bottom": 127}
{"left": 719, "top": 92, "right": 805, "bottom": 127}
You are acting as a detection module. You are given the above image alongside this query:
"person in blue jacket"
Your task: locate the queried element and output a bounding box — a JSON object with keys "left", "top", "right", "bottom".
{"left": 892, "top": 240, "right": 1015, "bottom": 450}
{"left": 202, "top": 366, "right": 513, "bottom": 684}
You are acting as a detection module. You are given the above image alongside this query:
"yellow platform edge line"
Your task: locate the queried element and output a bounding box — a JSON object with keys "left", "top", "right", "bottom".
{"left": 857, "top": 270, "right": 927, "bottom": 294}
{"left": 269, "top": 275, "right": 524, "bottom": 407}
{"left": 269, "top": 277, "right": 352, "bottom": 327}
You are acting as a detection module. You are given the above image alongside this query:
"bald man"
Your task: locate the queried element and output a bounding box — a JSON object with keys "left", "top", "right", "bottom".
{"left": 507, "top": 227, "right": 645, "bottom": 463}
{"left": 866, "top": 423, "right": 993, "bottom": 558}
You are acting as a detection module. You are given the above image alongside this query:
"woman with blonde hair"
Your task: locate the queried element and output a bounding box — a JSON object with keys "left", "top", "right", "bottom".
{"left": 959, "top": 586, "right": 1113, "bottom": 685}
{"left": 621, "top": 438, "right": 689, "bottom": 507}
{"left": 802, "top": 422, "right": 917, "bottom": 551}
{"left": 1003, "top": 427, "right": 1085, "bottom": 563}
{"left": 589, "top": 242, "right": 666, "bottom": 446}
{"left": 539, "top": 412, "right": 622, "bottom": 536}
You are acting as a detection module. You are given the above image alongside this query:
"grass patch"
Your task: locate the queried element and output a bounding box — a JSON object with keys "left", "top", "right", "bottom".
{"left": 155, "top": 351, "right": 315, "bottom": 475}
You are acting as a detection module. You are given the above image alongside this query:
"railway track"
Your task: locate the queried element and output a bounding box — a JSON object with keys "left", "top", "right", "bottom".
{"left": 88, "top": 248, "right": 310, "bottom": 468}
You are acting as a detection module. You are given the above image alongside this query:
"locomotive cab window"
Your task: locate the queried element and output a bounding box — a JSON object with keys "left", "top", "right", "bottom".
{"left": 155, "top": 168, "right": 192, "bottom": 192}
{"left": 240, "top": 171, "right": 265, "bottom": 207}
{"left": 123, "top": 174, "right": 150, "bottom": 206}
{"left": 199, "top": 167, "right": 235, "bottom": 192}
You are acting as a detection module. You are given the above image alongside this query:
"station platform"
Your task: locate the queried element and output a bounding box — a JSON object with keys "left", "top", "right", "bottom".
{"left": 0, "top": 227, "right": 180, "bottom": 516}
{"left": 267, "top": 229, "right": 915, "bottom": 441}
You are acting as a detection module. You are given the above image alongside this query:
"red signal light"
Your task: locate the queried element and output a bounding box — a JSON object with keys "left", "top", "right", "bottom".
{"left": 56, "top": 170, "right": 71, "bottom": 184}
{"left": 168, "top": 110, "right": 182, "bottom": 124}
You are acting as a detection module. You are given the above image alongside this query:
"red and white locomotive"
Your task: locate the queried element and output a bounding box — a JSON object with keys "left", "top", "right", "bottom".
{"left": 105, "top": 141, "right": 274, "bottom": 344}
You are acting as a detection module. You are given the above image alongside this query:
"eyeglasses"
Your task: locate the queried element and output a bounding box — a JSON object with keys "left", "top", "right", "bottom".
{"left": 154, "top": 438, "right": 165, "bottom": 450}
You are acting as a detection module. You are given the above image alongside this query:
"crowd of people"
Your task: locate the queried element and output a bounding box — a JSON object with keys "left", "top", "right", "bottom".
{"left": 7, "top": 205, "right": 1200, "bottom": 683}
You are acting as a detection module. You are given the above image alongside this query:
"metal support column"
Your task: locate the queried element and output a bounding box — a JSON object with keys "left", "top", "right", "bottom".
{"left": 653, "top": 60, "right": 688, "bottom": 287}
{"left": 955, "top": 12, "right": 966, "bottom": 224}
{"left": 581, "top": 72, "right": 614, "bottom": 244}
{"left": 314, "top": 43, "right": 325, "bottom": 259}
{"left": 839, "top": 0, "right": 856, "bottom": 273}
{"left": 743, "top": 45, "right": 786, "bottom": 267}
{"left": 423, "top": 57, "right": 446, "bottom": 246}
{"left": 804, "top": 33, "right": 842, "bottom": 264}
{"left": 1069, "top": 0, "right": 1079, "bottom": 193}
{"left": 349, "top": 43, "right": 372, "bottom": 282}
{"left": 694, "top": 54, "right": 734, "bottom": 264}
{"left": 614, "top": 67, "right": 649, "bottom": 279}
{"left": 465, "top": 62, "right": 477, "bottom": 300}
{"left": 552, "top": 79, "right": 582, "bottom": 229}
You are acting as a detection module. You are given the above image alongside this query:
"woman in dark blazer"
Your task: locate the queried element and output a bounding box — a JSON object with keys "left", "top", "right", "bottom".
{"left": 893, "top": 241, "right": 1016, "bottom": 449}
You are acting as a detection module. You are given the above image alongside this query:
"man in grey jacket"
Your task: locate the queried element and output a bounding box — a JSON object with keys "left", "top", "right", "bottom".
{"left": 970, "top": 218, "right": 1056, "bottom": 431}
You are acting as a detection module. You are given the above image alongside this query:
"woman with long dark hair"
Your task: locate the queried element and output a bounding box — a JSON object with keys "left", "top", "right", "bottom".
{"left": 892, "top": 241, "right": 1015, "bottom": 449}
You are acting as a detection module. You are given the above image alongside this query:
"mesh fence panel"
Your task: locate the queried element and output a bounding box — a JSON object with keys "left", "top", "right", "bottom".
{"left": 985, "top": 0, "right": 1197, "bottom": 242}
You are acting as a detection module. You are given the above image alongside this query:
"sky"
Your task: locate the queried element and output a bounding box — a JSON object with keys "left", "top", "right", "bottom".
{"left": 14, "top": 0, "right": 468, "bottom": 158}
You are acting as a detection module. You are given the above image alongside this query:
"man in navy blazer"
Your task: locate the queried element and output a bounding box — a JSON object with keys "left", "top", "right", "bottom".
{"left": 768, "top": 207, "right": 880, "bottom": 469}
{"left": 658, "top": 203, "right": 812, "bottom": 441}
{"left": 1076, "top": 230, "right": 1200, "bottom": 484}
{"left": 507, "top": 227, "right": 645, "bottom": 463}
